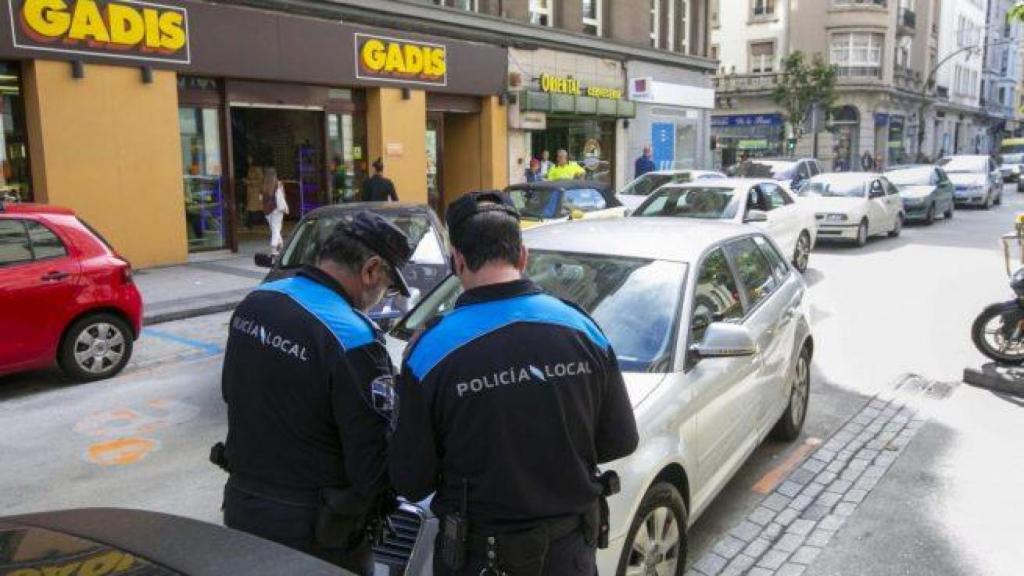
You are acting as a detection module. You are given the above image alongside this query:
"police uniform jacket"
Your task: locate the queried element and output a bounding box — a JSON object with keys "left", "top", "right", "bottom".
{"left": 222, "top": 266, "right": 395, "bottom": 507}
{"left": 389, "top": 279, "right": 639, "bottom": 532}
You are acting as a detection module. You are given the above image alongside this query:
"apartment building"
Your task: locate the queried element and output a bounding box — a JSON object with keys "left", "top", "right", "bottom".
{"left": 932, "top": 0, "right": 989, "bottom": 155}
{"left": 980, "top": 0, "right": 1022, "bottom": 148}
{"left": 712, "top": 0, "right": 949, "bottom": 170}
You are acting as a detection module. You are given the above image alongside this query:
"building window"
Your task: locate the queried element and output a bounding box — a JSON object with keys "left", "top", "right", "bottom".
{"left": 529, "top": 0, "right": 553, "bottom": 25}
{"left": 583, "top": 0, "right": 602, "bottom": 36}
{"left": 831, "top": 32, "right": 883, "bottom": 78}
{"left": 673, "top": 0, "right": 688, "bottom": 54}
{"left": 752, "top": 0, "right": 774, "bottom": 19}
{"left": 750, "top": 41, "right": 775, "bottom": 73}
{"left": 651, "top": 0, "right": 660, "bottom": 47}
{"left": 0, "top": 63, "right": 31, "bottom": 203}
{"left": 434, "top": 0, "right": 478, "bottom": 10}
{"left": 711, "top": 44, "right": 720, "bottom": 61}
{"left": 711, "top": 0, "right": 720, "bottom": 28}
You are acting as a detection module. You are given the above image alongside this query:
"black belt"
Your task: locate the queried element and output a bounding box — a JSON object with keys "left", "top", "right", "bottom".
{"left": 468, "top": 514, "right": 582, "bottom": 544}
{"left": 227, "top": 474, "right": 323, "bottom": 508}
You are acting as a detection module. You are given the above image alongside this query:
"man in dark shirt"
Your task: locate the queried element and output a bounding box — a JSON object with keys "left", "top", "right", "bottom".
{"left": 220, "top": 212, "right": 411, "bottom": 575}
{"left": 635, "top": 145, "right": 656, "bottom": 178}
{"left": 362, "top": 158, "right": 399, "bottom": 202}
{"left": 389, "top": 191, "right": 639, "bottom": 575}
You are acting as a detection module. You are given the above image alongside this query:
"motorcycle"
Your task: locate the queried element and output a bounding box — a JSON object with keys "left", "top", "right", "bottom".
{"left": 972, "top": 214, "right": 1024, "bottom": 364}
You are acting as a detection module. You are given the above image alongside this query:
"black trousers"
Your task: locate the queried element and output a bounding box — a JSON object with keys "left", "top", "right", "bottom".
{"left": 432, "top": 529, "right": 596, "bottom": 576}
{"left": 223, "top": 485, "right": 373, "bottom": 575}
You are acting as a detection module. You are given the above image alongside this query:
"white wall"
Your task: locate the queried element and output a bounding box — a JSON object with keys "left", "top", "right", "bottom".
{"left": 710, "top": 0, "right": 790, "bottom": 75}
{"left": 936, "top": 0, "right": 987, "bottom": 108}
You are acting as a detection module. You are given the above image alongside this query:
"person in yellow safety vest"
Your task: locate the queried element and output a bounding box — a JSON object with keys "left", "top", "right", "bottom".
{"left": 546, "top": 149, "right": 587, "bottom": 181}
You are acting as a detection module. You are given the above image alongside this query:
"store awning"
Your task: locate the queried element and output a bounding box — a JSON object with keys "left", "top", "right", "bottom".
{"left": 521, "top": 91, "right": 635, "bottom": 118}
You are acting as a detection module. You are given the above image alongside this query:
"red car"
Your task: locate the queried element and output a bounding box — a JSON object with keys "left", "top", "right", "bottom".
{"left": 0, "top": 203, "right": 142, "bottom": 381}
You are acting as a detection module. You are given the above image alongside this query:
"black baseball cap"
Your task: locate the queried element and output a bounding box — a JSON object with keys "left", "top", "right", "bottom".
{"left": 330, "top": 212, "right": 412, "bottom": 296}
{"left": 445, "top": 190, "right": 520, "bottom": 236}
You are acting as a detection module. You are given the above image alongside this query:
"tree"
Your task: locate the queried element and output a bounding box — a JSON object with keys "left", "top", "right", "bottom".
{"left": 770, "top": 51, "right": 838, "bottom": 154}
{"left": 1010, "top": 2, "right": 1024, "bottom": 23}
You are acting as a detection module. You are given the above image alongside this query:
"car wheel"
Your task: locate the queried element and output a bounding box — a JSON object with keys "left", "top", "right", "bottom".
{"left": 984, "top": 193, "right": 993, "bottom": 210}
{"left": 995, "top": 190, "right": 1003, "bottom": 206}
{"left": 944, "top": 203, "right": 954, "bottom": 220}
{"left": 888, "top": 214, "right": 902, "bottom": 238}
{"left": 855, "top": 219, "right": 869, "bottom": 247}
{"left": 924, "top": 204, "right": 935, "bottom": 225}
{"left": 772, "top": 345, "right": 811, "bottom": 442}
{"left": 58, "top": 313, "right": 133, "bottom": 382}
{"left": 616, "top": 482, "right": 687, "bottom": 576}
{"left": 1017, "top": 180, "right": 1024, "bottom": 193}
{"left": 792, "top": 232, "right": 811, "bottom": 273}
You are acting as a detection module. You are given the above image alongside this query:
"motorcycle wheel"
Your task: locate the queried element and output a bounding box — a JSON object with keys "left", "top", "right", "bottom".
{"left": 971, "top": 301, "right": 1024, "bottom": 364}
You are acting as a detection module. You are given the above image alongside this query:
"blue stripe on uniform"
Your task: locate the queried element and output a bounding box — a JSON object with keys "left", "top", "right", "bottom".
{"left": 257, "top": 276, "right": 375, "bottom": 350}
{"left": 405, "top": 293, "right": 610, "bottom": 380}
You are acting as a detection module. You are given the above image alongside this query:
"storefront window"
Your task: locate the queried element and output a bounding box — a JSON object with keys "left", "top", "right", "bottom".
{"left": 327, "top": 112, "right": 366, "bottom": 203}
{"left": 0, "top": 63, "right": 31, "bottom": 203}
{"left": 532, "top": 117, "right": 617, "bottom": 185}
{"left": 888, "top": 116, "right": 907, "bottom": 166}
{"left": 179, "top": 107, "right": 225, "bottom": 251}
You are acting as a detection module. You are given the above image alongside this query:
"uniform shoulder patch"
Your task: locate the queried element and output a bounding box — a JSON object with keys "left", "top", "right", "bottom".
{"left": 258, "top": 276, "right": 375, "bottom": 350}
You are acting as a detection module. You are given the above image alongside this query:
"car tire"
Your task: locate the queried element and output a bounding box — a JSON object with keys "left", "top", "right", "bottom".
{"left": 924, "top": 204, "right": 935, "bottom": 225}
{"left": 616, "top": 482, "right": 687, "bottom": 576}
{"left": 58, "top": 313, "right": 133, "bottom": 382}
{"left": 792, "top": 232, "right": 811, "bottom": 273}
{"left": 771, "top": 345, "right": 811, "bottom": 442}
{"left": 888, "top": 215, "right": 902, "bottom": 238}
{"left": 944, "top": 203, "right": 954, "bottom": 220}
{"left": 1017, "top": 180, "right": 1024, "bottom": 193}
{"left": 995, "top": 190, "right": 1003, "bottom": 206}
{"left": 984, "top": 193, "right": 993, "bottom": 210}
{"left": 855, "top": 219, "right": 869, "bottom": 247}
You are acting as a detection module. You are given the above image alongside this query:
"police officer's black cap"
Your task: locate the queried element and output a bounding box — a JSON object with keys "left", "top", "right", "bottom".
{"left": 445, "top": 190, "right": 520, "bottom": 235}
{"left": 333, "top": 212, "right": 412, "bottom": 296}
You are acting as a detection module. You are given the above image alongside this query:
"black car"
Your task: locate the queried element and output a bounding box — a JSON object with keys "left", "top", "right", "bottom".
{"left": 734, "top": 157, "right": 825, "bottom": 192}
{"left": 0, "top": 508, "right": 351, "bottom": 575}
{"left": 256, "top": 202, "right": 450, "bottom": 326}
{"left": 504, "top": 180, "right": 624, "bottom": 225}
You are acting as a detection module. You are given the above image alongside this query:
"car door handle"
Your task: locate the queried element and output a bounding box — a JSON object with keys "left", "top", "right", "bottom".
{"left": 41, "top": 271, "right": 70, "bottom": 282}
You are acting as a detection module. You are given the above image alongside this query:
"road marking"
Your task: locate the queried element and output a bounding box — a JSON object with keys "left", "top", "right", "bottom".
{"left": 143, "top": 327, "right": 224, "bottom": 355}
{"left": 752, "top": 437, "right": 822, "bottom": 495}
{"left": 85, "top": 437, "right": 159, "bottom": 466}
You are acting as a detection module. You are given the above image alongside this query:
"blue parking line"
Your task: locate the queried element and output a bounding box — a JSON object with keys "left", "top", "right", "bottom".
{"left": 143, "top": 328, "right": 224, "bottom": 355}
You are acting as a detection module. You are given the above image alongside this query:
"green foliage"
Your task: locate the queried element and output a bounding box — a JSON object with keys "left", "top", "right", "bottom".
{"left": 770, "top": 51, "right": 838, "bottom": 148}
{"left": 1010, "top": 2, "right": 1024, "bottom": 23}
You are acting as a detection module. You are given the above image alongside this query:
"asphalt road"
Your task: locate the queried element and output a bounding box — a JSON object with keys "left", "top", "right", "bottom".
{"left": 2, "top": 189, "right": 1023, "bottom": 575}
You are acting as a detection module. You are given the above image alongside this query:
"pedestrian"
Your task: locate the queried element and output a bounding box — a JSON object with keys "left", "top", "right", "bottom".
{"left": 264, "top": 175, "right": 289, "bottom": 255}
{"left": 389, "top": 190, "right": 639, "bottom": 576}
{"left": 362, "top": 158, "right": 399, "bottom": 202}
{"left": 217, "top": 212, "right": 412, "bottom": 575}
{"left": 539, "top": 150, "right": 552, "bottom": 177}
{"left": 860, "top": 151, "right": 875, "bottom": 171}
{"left": 524, "top": 157, "right": 544, "bottom": 183}
{"left": 546, "top": 149, "right": 587, "bottom": 181}
{"left": 244, "top": 156, "right": 264, "bottom": 229}
{"left": 635, "top": 144, "right": 656, "bottom": 178}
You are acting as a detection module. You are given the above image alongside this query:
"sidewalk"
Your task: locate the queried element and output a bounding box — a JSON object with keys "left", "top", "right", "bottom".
{"left": 136, "top": 248, "right": 265, "bottom": 325}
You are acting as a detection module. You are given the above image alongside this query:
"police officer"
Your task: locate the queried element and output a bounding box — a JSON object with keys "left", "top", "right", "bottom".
{"left": 219, "top": 212, "right": 411, "bottom": 575}
{"left": 389, "top": 191, "right": 640, "bottom": 576}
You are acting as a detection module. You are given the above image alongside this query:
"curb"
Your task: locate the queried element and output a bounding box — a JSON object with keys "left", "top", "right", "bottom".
{"left": 143, "top": 300, "right": 242, "bottom": 326}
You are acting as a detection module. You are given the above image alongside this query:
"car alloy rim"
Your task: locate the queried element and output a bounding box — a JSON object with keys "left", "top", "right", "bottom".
{"left": 795, "top": 236, "right": 809, "bottom": 270}
{"left": 74, "top": 322, "right": 126, "bottom": 374}
{"left": 791, "top": 355, "right": 809, "bottom": 427}
{"left": 626, "top": 506, "right": 681, "bottom": 576}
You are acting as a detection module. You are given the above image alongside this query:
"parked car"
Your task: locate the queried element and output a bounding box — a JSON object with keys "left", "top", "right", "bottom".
{"left": 997, "top": 137, "right": 1024, "bottom": 191}
{"left": 0, "top": 508, "right": 351, "bottom": 575}
{"left": 382, "top": 219, "right": 813, "bottom": 576}
{"left": 735, "top": 157, "right": 825, "bottom": 193}
{"left": 616, "top": 170, "right": 727, "bottom": 211}
{"left": 938, "top": 155, "right": 1003, "bottom": 209}
{"left": 884, "top": 164, "right": 955, "bottom": 224}
{"left": 0, "top": 203, "right": 141, "bottom": 381}
{"left": 256, "top": 202, "right": 450, "bottom": 327}
{"left": 801, "top": 172, "right": 904, "bottom": 246}
{"left": 505, "top": 180, "right": 625, "bottom": 229}
{"left": 631, "top": 178, "right": 817, "bottom": 273}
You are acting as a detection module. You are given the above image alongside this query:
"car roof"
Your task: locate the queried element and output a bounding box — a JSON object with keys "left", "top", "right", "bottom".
{"left": 661, "top": 177, "right": 773, "bottom": 189}
{"left": 886, "top": 164, "right": 931, "bottom": 171}
{"left": 507, "top": 180, "right": 611, "bottom": 192}
{"left": 300, "top": 202, "right": 437, "bottom": 220}
{"left": 941, "top": 154, "right": 989, "bottom": 160}
{"left": 0, "top": 202, "right": 75, "bottom": 215}
{"left": 523, "top": 218, "right": 755, "bottom": 263}
{"left": 638, "top": 169, "right": 722, "bottom": 176}
{"left": 810, "top": 172, "right": 878, "bottom": 183}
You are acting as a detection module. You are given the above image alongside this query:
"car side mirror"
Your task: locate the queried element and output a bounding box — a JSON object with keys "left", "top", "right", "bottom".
{"left": 744, "top": 209, "right": 768, "bottom": 223}
{"left": 690, "top": 323, "right": 757, "bottom": 359}
{"left": 570, "top": 209, "right": 586, "bottom": 220}
{"left": 254, "top": 252, "right": 275, "bottom": 268}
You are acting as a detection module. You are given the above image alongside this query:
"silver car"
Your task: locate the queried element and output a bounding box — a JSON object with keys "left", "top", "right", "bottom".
{"left": 378, "top": 219, "right": 814, "bottom": 576}
{"left": 939, "top": 155, "right": 1003, "bottom": 209}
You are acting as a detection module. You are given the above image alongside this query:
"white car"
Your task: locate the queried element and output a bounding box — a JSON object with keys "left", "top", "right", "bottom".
{"left": 801, "top": 172, "right": 904, "bottom": 246}
{"left": 617, "top": 170, "right": 727, "bottom": 211}
{"left": 631, "top": 178, "right": 818, "bottom": 273}
{"left": 938, "top": 155, "right": 1004, "bottom": 209}
{"left": 379, "top": 219, "right": 814, "bottom": 576}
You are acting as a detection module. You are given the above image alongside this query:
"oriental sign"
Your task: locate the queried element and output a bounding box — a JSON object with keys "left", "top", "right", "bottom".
{"left": 355, "top": 33, "right": 448, "bottom": 87}
{"left": 538, "top": 73, "right": 623, "bottom": 101}
{"left": 10, "top": 0, "right": 190, "bottom": 64}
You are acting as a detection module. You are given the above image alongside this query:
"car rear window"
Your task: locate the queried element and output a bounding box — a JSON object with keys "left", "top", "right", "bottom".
{"left": 77, "top": 217, "right": 116, "bottom": 253}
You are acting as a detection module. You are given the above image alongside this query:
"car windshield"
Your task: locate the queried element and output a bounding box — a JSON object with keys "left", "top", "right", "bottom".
{"left": 509, "top": 188, "right": 561, "bottom": 220}
{"left": 279, "top": 211, "right": 444, "bottom": 269}
{"left": 396, "top": 251, "right": 687, "bottom": 372}
{"left": 938, "top": 157, "right": 986, "bottom": 174}
{"left": 621, "top": 173, "right": 687, "bottom": 197}
{"left": 804, "top": 179, "right": 866, "bottom": 198}
{"left": 885, "top": 167, "right": 932, "bottom": 186}
{"left": 633, "top": 186, "right": 738, "bottom": 220}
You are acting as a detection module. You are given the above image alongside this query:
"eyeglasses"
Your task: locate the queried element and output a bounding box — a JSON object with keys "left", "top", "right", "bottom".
{"left": 379, "top": 260, "right": 402, "bottom": 297}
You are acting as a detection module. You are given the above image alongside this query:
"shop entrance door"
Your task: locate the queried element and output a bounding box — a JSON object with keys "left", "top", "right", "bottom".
{"left": 179, "top": 106, "right": 226, "bottom": 252}
{"left": 229, "top": 105, "right": 326, "bottom": 250}
{"left": 426, "top": 112, "right": 444, "bottom": 215}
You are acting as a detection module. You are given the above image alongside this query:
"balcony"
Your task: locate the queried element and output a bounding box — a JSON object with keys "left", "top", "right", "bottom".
{"left": 898, "top": 8, "right": 916, "bottom": 34}
{"left": 936, "top": 85, "right": 949, "bottom": 100}
{"left": 832, "top": 0, "right": 886, "bottom": 6}
{"left": 836, "top": 66, "right": 883, "bottom": 80}
{"left": 894, "top": 66, "right": 922, "bottom": 91}
{"left": 713, "top": 73, "right": 780, "bottom": 94}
